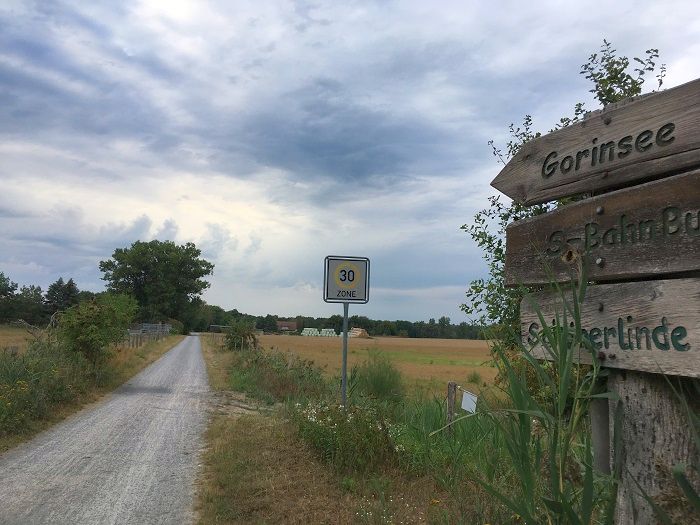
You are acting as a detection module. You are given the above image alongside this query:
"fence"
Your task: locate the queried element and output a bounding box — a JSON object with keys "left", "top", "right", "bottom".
{"left": 121, "top": 331, "right": 167, "bottom": 349}
{"left": 132, "top": 323, "right": 172, "bottom": 334}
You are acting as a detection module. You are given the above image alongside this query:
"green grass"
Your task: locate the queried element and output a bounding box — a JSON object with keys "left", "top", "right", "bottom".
{"left": 226, "top": 348, "right": 328, "bottom": 405}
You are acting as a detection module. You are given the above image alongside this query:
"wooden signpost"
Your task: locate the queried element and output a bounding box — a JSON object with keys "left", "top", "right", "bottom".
{"left": 492, "top": 79, "right": 700, "bottom": 524}
{"left": 506, "top": 169, "right": 700, "bottom": 286}
{"left": 521, "top": 278, "right": 700, "bottom": 377}
{"left": 491, "top": 77, "right": 700, "bottom": 205}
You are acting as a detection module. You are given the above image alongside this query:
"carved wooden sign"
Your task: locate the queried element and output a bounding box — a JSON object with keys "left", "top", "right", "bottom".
{"left": 491, "top": 78, "right": 700, "bottom": 205}
{"left": 520, "top": 278, "right": 700, "bottom": 378}
{"left": 505, "top": 169, "right": 700, "bottom": 285}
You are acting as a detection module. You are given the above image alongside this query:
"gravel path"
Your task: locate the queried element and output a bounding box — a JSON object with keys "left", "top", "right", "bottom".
{"left": 0, "top": 335, "right": 210, "bottom": 525}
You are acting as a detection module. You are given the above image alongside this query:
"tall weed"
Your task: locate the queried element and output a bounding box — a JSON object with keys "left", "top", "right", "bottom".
{"left": 228, "top": 349, "right": 327, "bottom": 404}
{"left": 350, "top": 351, "right": 404, "bottom": 403}
{"left": 467, "top": 280, "right": 618, "bottom": 524}
{"left": 0, "top": 341, "right": 89, "bottom": 434}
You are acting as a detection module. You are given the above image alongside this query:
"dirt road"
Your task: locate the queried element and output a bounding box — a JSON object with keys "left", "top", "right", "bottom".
{"left": 0, "top": 335, "right": 210, "bottom": 524}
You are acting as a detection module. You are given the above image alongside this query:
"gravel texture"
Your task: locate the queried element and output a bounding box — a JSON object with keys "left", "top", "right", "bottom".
{"left": 0, "top": 335, "right": 210, "bottom": 525}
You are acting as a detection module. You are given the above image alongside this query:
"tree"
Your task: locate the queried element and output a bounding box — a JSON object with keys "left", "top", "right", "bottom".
{"left": 438, "top": 316, "right": 453, "bottom": 338}
{"left": 99, "top": 240, "right": 214, "bottom": 327}
{"left": 14, "top": 285, "right": 46, "bottom": 325}
{"left": 59, "top": 293, "right": 137, "bottom": 375}
{"left": 0, "top": 272, "right": 18, "bottom": 322}
{"left": 45, "top": 277, "right": 80, "bottom": 313}
{"left": 256, "top": 314, "right": 278, "bottom": 333}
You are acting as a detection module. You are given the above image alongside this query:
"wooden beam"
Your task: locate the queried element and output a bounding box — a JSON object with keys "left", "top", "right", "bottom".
{"left": 491, "top": 78, "right": 700, "bottom": 204}
{"left": 505, "top": 170, "right": 700, "bottom": 285}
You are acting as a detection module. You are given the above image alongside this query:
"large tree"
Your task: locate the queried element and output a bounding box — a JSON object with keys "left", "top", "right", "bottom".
{"left": 99, "top": 240, "right": 214, "bottom": 324}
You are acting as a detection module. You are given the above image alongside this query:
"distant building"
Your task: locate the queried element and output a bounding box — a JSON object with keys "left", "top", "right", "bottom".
{"left": 276, "top": 320, "right": 298, "bottom": 332}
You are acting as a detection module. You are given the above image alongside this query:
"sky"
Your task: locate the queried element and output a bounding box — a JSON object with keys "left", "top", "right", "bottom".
{"left": 1, "top": 1, "right": 700, "bottom": 322}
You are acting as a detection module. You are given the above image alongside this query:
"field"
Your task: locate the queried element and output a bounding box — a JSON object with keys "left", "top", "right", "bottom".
{"left": 257, "top": 334, "right": 495, "bottom": 394}
{"left": 0, "top": 325, "right": 33, "bottom": 353}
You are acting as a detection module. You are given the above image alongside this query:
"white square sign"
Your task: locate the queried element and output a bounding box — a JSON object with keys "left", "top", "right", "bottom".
{"left": 323, "top": 256, "right": 370, "bottom": 303}
{"left": 461, "top": 390, "right": 477, "bottom": 413}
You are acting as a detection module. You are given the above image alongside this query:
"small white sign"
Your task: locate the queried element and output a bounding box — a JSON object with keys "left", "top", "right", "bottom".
{"left": 323, "top": 256, "right": 370, "bottom": 304}
{"left": 461, "top": 390, "right": 477, "bottom": 413}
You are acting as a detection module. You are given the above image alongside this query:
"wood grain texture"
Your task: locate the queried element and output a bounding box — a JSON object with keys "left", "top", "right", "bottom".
{"left": 505, "top": 170, "right": 700, "bottom": 285}
{"left": 608, "top": 372, "right": 699, "bottom": 524}
{"left": 491, "top": 77, "right": 700, "bottom": 204}
{"left": 520, "top": 278, "right": 700, "bottom": 378}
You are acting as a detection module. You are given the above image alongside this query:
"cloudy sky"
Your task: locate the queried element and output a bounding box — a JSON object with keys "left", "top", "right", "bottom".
{"left": 1, "top": 1, "right": 699, "bottom": 322}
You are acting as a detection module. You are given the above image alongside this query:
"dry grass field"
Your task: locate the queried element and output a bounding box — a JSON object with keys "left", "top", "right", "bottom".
{"left": 258, "top": 334, "right": 495, "bottom": 394}
{"left": 0, "top": 325, "right": 32, "bottom": 353}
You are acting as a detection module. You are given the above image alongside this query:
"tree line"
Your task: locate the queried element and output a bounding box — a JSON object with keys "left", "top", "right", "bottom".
{"left": 1, "top": 239, "right": 485, "bottom": 339}
{"left": 251, "top": 313, "right": 484, "bottom": 339}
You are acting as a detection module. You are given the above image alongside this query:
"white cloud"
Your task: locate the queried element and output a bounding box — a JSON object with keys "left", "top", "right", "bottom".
{"left": 2, "top": 0, "right": 700, "bottom": 321}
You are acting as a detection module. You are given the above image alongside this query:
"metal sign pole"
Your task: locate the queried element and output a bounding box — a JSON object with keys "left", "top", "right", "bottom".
{"left": 341, "top": 302, "right": 349, "bottom": 407}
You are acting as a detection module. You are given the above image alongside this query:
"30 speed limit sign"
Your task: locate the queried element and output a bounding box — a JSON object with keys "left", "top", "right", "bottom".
{"left": 323, "top": 256, "right": 370, "bottom": 303}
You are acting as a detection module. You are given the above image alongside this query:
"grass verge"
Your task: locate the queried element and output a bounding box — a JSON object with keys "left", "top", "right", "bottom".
{"left": 197, "top": 336, "right": 513, "bottom": 523}
{"left": 197, "top": 414, "right": 362, "bottom": 524}
{"left": 0, "top": 334, "right": 183, "bottom": 453}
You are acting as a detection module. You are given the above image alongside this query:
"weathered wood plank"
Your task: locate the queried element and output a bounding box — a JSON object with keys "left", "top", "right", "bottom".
{"left": 505, "top": 170, "right": 700, "bottom": 285}
{"left": 608, "top": 371, "right": 699, "bottom": 524}
{"left": 491, "top": 77, "right": 700, "bottom": 204}
{"left": 520, "top": 278, "right": 700, "bottom": 378}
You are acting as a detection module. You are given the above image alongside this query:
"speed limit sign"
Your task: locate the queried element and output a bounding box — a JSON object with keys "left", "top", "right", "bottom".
{"left": 323, "top": 256, "right": 370, "bottom": 303}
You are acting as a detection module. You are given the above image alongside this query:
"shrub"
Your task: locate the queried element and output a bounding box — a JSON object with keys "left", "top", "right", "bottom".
{"left": 0, "top": 341, "right": 89, "bottom": 434}
{"left": 466, "top": 371, "right": 482, "bottom": 384}
{"left": 228, "top": 349, "right": 327, "bottom": 403}
{"left": 350, "top": 352, "right": 403, "bottom": 403}
{"left": 293, "top": 401, "right": 396, "bottom": 473}
{"left": 225, "top": 319, "right": 258, "bottom": 351}
{"left": 59, "top": 293, "right": 137, "bottom": 375}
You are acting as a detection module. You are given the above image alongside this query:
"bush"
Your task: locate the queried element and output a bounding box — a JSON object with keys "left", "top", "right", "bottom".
{"left": 293, "top": 401, "right": 396, "bottom": 473}
{"left": 228, "top": 349, "right": 327, "bottom": 403}
{"left": 225, "top": 319, "right": 258, "bottom": 351}
{"left": 0, "top": 341, "right": 89, "bottom": 434}
{"left": 350, "top": 352, "right": 404, "bottom": 403}
{"left": 59, "top": 293, "right": 137, "bottom": 374}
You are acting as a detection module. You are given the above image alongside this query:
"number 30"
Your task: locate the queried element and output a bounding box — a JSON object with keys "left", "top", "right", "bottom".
{"left": 339, "top": 269, "right": 355, "bottom": 282}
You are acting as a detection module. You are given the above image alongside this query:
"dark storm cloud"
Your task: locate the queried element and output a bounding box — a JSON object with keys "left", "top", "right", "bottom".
{"left": 235, "top": 84, "right": 449, "bottom": 184}
{"left": 0, "top": 4, "right": 185, "bottom": 154}
{"left": 2, "top": 0, "right": 699, "bottom": 320}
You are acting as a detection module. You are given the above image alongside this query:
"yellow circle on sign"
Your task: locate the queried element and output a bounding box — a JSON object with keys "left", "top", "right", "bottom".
{"left": 334, "top": 262, "right": 359, "bottom": 290}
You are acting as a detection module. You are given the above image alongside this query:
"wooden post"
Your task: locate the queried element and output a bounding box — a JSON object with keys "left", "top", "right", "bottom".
{"left": 609, "top": 371, "right": 699, "bottom": 524}
{"left": 590, "top": 394, "right": 611, "bottom": 474}
{"left": 447, "top": 381, "right": 457, "bottom": 435}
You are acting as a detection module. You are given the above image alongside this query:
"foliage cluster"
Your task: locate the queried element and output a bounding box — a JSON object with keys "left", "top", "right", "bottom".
{"left": 0, "top": 341, "right": 89, "bottom": 435}
{"left": 58, "top": 294, "right": 137, "bottom": 372}
{"left": 0, "top": 272, "right": 90, "bottom": 326}
{"left": 349, "top": 351, "right": 404, "bottom": 403}
{"left": 223, "top": 319, "right": 258, "bottom": 351}
{"left": 99, "top": 240, "right": 214, "bottom": 328}
{"left": 293, "top": 401, "right": 397, "bottom": 474}
{"left": 223, "top": 347, "right": 328, "bottom": 405}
